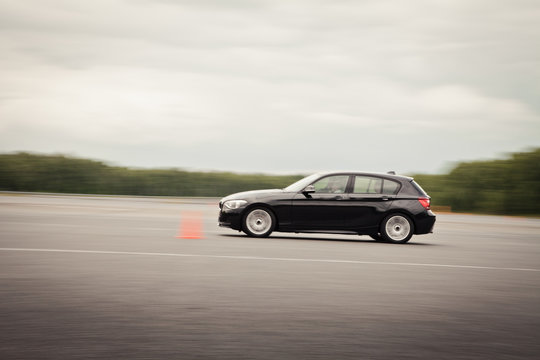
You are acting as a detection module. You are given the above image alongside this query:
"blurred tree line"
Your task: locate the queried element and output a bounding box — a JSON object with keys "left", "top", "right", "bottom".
{"left": 0, "top": 153, "right": 303, "bottom": 197}
{"left": 412, "top": 148, "right": 540, "bottom": 215}
{"left": 1, "top": 149, "right": 539, "bottom": 215}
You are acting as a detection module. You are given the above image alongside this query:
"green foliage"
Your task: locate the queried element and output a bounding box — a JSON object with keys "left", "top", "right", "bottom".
{"left": 0, "top": 152, "right": 304, "bottom": 197}
{"left": 410, "top": 148, "right": 540, "bottom": 215}
{"left": 1, "top": 149, "right": 539, "bottom": 215}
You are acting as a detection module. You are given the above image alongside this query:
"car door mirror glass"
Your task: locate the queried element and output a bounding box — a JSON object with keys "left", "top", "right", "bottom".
{"left": 303, "top": 185, "right": 315, "bottom": 193}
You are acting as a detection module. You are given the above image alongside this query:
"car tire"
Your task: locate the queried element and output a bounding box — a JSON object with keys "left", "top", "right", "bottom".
{"left": 243, "top": 207, "right": 275, "bottom": 238}
{"left": 380, "top": 213, "right": 414, "bottom": 244}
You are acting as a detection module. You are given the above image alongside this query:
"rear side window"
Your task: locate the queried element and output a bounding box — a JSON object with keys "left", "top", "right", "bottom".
{"left": 353, "top": 176, "right": 382, "bottom": 194}
{"left": 382, "top": 180, "right": 400, "bottom": 195}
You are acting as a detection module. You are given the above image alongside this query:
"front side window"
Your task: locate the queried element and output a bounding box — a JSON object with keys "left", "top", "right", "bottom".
{"left": 312, "top": 175, "right": 349, "bottom": 194}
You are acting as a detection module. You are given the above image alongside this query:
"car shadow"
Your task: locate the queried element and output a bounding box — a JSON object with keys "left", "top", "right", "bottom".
{"left": 219, "top": 233, "right": 437, "bottom": 246}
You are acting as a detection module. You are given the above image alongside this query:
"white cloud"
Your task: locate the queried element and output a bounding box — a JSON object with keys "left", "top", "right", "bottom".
{"left": 0, "top": 0, "right": 539, "bottom": 173}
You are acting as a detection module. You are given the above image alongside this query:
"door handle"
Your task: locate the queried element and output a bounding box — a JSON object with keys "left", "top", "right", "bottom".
{"left": 382, "top": 196, "right": 390, "bottom": 201}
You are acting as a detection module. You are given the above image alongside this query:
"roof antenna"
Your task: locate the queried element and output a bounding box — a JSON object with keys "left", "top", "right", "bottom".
{"left": 387, "top": 171, "right": 396, "bottom": 175}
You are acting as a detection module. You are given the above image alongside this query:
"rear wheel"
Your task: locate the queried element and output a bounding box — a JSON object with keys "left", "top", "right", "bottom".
{"left": 243, "top": 207, "right": 275, "bottom": 238}
{"left": 380, "top": 214, "right": 414, "bottom": 244}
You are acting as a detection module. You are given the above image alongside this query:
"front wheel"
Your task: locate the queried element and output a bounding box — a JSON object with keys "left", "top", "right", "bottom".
{"left": 243, "top": 207, "right": 275, "bottom": 238}
{"left": 380, "top": 214, "right": 414, "bottom": 244}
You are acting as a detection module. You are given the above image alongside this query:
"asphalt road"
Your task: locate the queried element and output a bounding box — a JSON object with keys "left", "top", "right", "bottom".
{"left": 1, "top": 193, "right": 539, "bottom": 359}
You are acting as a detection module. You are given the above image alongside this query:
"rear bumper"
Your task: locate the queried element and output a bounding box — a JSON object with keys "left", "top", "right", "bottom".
{"left": 414, "top": 210, "right": 436, "bottom": 234}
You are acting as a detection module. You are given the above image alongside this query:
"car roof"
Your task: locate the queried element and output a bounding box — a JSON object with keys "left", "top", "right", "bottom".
{"left": 315, "top": 171, "right": 413, "bottom": 182}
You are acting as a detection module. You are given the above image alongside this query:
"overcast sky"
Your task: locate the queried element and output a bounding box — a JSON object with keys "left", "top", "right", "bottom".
{"left": 1, "top": 0, "right": 539, "bottom": 174}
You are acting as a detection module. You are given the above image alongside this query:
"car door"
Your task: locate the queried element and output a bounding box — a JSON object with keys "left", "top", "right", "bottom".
{"left": 291, "top": 175, "right": 352, "bottom": 230}
{"left": 342, "top": 176, "right": 399, "bottom": 231}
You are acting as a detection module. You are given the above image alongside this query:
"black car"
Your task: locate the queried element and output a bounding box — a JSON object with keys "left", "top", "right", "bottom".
{"left": 218, "top": 172, "right": 435, "bottom": 244}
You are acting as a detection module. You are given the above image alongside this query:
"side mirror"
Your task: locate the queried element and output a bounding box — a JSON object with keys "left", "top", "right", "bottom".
{"left": 303, "top": 185, "right": 315, "bottom": 194}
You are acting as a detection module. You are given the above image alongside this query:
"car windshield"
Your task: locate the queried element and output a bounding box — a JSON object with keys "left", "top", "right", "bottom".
{"left": 283, "top": 173, "right": 321, "bottom": 192}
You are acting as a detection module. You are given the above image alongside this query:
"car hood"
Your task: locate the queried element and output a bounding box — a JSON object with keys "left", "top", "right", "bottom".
{"left": 220, "top": 189, "right": 284, "bottom": 203}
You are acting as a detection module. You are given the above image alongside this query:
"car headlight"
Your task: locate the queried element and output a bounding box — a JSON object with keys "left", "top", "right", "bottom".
{"left": 223, "top": 200, "right": 247, "bottom": 210}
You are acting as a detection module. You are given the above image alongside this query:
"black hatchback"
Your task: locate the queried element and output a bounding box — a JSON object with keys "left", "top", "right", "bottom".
{"left": 219, "top": 172, "right": 435, "bottom": 244}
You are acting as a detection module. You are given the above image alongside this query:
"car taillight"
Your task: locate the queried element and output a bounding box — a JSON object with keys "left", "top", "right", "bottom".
{"left": 418, "top": 197, "right": 431, "bottom": 210}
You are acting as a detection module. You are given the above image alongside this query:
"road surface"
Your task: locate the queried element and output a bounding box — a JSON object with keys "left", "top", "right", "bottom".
{"left": 1, "top": 193, "right": 539, "bottom": 359}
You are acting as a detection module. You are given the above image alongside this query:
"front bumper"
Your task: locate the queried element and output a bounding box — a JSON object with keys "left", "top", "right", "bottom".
{"left": 218, "top": 209, "right": 243, "bottom": 231}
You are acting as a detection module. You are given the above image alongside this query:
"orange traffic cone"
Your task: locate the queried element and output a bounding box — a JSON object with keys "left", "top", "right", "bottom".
{"left": 176, "top": 212, "right": 203, "bottom": 239}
